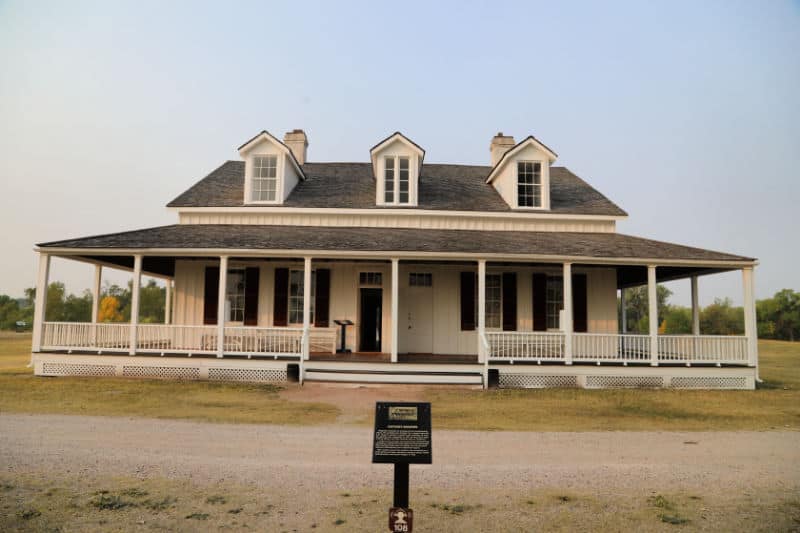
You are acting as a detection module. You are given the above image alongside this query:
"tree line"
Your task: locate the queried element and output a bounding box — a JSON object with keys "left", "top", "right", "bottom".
{"left": 0, "top": 281, "right": 166, "bottom": 329}
{"left": 0, "top": 282, "right": 797, "bottom": 341}
{"left": 619, "top": 286, "right": 800, "bottom": 341}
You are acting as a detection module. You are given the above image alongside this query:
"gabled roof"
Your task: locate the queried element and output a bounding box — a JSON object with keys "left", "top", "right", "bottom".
{"left": 486, "top": 135, "right": 558, "bottom": 184}
{"left": 237, "top": 130, "right": 306, "bottom": 180}
{"left": 166, "top": 161, "right": 628, "bottom": 216}
{"left": 369, "top": 131, "right": 425, "bottom": 179}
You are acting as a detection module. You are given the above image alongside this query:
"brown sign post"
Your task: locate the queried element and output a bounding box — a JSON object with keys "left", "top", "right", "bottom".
{"left": 372, "top": 402, "right": 432, "bottom": 533}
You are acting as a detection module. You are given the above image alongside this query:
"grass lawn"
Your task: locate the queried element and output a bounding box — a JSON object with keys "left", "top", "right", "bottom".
{"left": 1, "top": 332, "right": 798, "bottom": 430}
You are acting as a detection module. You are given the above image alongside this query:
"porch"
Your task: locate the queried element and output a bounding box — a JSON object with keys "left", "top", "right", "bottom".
{"left": 31, "top": 224, "right": 759, "bottom": 388}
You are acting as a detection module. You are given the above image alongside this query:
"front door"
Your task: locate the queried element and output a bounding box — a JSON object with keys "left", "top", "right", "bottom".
{"left": 359, "top": 288, "right": 382, "bottom": 352}
{"left": 404, "top": 277, "right": 434, "bottom": 354}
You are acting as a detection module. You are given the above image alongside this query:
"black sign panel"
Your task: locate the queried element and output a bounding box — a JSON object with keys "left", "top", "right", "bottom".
{"left": 372, "top": 402, "right": 432, "bottom": 464}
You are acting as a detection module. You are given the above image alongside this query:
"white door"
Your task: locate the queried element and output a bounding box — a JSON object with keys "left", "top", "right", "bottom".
{"left": 403, "top": 273, "right": 434, "bottom": 354}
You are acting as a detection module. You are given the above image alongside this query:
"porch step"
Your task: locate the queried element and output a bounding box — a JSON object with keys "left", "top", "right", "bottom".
{"left": 303, "top": 367, "right": 484, "bottom": 385}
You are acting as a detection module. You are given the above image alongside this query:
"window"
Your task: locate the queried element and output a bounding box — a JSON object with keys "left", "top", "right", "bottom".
{"left": 226, "top": 269, "right": 246, "bottom": 322}
{"left": 252, "top": 155, "right": 278, "bottom": 202}
{"left": 409, "top": 273, "right": 432, "bottom": 287}
{"left": 384, "top": 157, "right": 395, "bottom": 203}
{"left": 399, "top": 157, "right": 410, "bottom": 203}
{"left": 383, "top": 156, "right": 411, "bottom": 205}
{"left": 289, "top": 269, "right": 316, "bottom": 324}
{"left": 359, "top": 272, "right": 383, "bottom": 286}
{"left": 546, "top": 276, "right": 563, "bottom": 329}
{"left": 517, "top": 161, "right": 542, "bottom": 207}
{"left": 485, "top": 274, "right": 502, "bottom": 329}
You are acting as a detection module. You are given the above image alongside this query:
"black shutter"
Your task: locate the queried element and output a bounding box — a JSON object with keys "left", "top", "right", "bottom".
{"left": 532, "top": 273, "right": 547, "bottom": 331}
{"left": 243, "top": 267, "right": 260, "bottom": 326}
{"left": 573, "top": 273, "right": 588, "bottom": 333}
{"left": 460, "top": 272, "right": 476, "bottom": 331}
{"left": 315, "top": 268, "right": 330, "bottom": 327}
{"left": 203, "top": 266, "right": 219, "bottom": 325}
{"left": 273, "top": 268, "right": 289, "bottom": 326}
{"left": 502, "top": 272, "right": 517, "bottom": 331}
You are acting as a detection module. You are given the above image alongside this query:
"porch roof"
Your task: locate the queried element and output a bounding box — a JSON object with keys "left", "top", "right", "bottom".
{"left": 38, "top": 224, "right": 755, "bottom": 274}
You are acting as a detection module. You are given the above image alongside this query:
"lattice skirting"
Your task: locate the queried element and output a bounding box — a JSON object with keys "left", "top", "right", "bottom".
{"left": 499, "top": 374, "right": 579, "bottom": 389}
{"left": 670, "top": 376, "right": 749, "bottom": 389}
{"left": 122, "top": 365, "right": 201, "bottom": 380}
{"left": 41, "top": 362, "right": 116, "bottom": 377}
{"left": 586, "top": 375, "right": 664, "bottom": 389}
{"left": 208, "top": 368, "right": 287, "bottom": 383}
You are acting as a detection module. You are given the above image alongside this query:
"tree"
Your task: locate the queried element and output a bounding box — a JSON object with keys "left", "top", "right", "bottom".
{"left": 662, "top": 306, "right": 692, "bottom": 334}
{"left": 757, "top": 289, "right": 800, "bottom": 341}
{"left": 700, "top": 298, "right": 744, "bottom": 335}
{"left": 98, "top": 296, "right": 123, "bottom": 323}
{"left": 44, "top": 282, "right": 66, "bottom": 322}
{"left": 138, "top": 280, "right": 166, "bottom": 323}
{"left": 618, "top": 284, "right": 672, "bottom": 333}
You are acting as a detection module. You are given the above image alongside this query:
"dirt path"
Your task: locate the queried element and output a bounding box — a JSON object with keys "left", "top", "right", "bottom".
{"left": 2, "top": 413, "right": 798, "bottom": 493}
{"left": 1, "top": 414, "right": 799, "bottom": 531}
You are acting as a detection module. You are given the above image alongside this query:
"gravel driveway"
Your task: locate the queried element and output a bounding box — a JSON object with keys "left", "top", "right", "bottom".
{"left": 2, "top": 413, "right": 798, "bottom": 495}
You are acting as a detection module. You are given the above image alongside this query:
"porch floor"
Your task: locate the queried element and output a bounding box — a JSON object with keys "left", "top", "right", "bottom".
{"left": 308, "top": 352, "right": 479, "bottom": 364}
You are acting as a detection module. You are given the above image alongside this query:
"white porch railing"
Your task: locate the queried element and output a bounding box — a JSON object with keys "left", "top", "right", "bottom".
{"left": 41, "top": 322, "right": 308, "bottom": 358}
{"left": 43, "top": 322, "right": 129, "bottom": 352}
{"left": 485, "top": 332, "right": 565, "bottom": 362}
{"left": 657, "top": 335, "right": 748, "bottom": 365}
{"left": 136, "top": 324, "right": 218, "bottom": 355}
{"left": 573, "top": 333, "right": 651, "bottom": 363}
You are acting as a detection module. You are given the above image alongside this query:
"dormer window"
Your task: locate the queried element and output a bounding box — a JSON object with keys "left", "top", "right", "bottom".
{"left": 252, "top": 155, "right": 278, "bottom": 202}
{"left": 383, "top": 156, "right": 410, "bottom": 204}
{"left": 517, "top": 161, "right": 542, "bottom": 208}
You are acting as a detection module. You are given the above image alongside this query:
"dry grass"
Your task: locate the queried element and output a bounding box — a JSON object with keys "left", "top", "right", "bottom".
{"left": 426, "top": 339, "right": 800, "bottom": 431}
{"left": 1, "top": 332, "right": 799, "bottom": 431}
{"left": 0, "top": 333, "right": 338, "bottom": 426}
{"left": 1, "top": 474, "right": 797, "bottom": 532}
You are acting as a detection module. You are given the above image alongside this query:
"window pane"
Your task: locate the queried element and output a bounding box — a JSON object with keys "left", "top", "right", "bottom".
{"left": 252, "top": 155, "right": 278, "bottom": 202}
{"left": 289, "top": 270, "right": 316, "bottom": 324}
{"left": 485, "top": 274, "right": 502, "bottom": 328}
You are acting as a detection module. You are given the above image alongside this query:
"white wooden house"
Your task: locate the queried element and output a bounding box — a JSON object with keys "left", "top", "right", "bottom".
{"left": 31, "top": 130, "right": 759, "bottom": 389}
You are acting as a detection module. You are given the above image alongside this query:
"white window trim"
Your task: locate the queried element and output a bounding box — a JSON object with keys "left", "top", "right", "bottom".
{"left": 288, "top": 268, "right": 316, "bottom": 325}
{"left": 245, "top": 153, "right": 284, "bottom": 205}
{"left": 514, "top": 159, "right": 549, "bottom": 211}
{"left": 377, "top": 154, "right": 417, "bottom": 207}
{"left": 224, "top": 267, "right": 246, "bottom": 325}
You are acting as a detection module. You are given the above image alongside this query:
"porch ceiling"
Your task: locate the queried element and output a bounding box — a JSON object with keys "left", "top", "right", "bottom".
{"left": 37, "top": 224, "right": 755, "bottom": 268}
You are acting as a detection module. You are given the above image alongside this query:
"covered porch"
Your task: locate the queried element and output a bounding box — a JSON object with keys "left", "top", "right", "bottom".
{"left": 31, "top": 224, "right": 759, "bottom": 388}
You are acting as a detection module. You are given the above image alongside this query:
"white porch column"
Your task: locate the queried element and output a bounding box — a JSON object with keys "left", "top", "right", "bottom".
{"left": 164, "top": 279, "right": 172, "bottom": 325}
{"left": 563, "top": 263, "right": 573, "bottom": 365}
{"left": 691, "top": 275, "right": 700, "bottom": 335}
{"left": 129, "top": 255, "right": 142, "bottom": 355}
{"left": 91, "top": 265, "right": 102, "bottom": 323}
{"left": 477, "top": 260, "right": 486, "bottom": 362}
{"left": 216, "top": 256, "right": 228, "bottom": 358}
{"left": 391, "top": 258, "right": 399, "bottom": 363}
{"left": 91, "top": 264, "right": 102, "bottom": 346}
{"left": 302, "top": 257, "right": 312, "bottom": 362}
{"left": 620, "top": 287, "right": 627, "bottom": 334}
{"left": 31, "top": 252, "right": 51, "bottom": 353}
{"left": 743, "top": 267, "right": 758, "bottom": 367}
{"left": 648, "top": 265, "right": 658, "bottom": 366}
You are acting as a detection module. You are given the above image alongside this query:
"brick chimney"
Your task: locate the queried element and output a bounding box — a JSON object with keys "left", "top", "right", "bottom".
{"left": 283, "top": 129, "right": 308, "bottom": 165}
{"left": 490, "top": 132, "right": 516, "bottom": 166}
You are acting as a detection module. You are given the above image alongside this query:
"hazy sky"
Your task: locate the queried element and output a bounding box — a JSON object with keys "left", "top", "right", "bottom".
{"left": 0, "top": 0, "right": 797, "bottom": 306}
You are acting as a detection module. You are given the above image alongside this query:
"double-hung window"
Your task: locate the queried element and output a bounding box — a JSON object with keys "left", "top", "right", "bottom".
{"left": 546, "top": 275, "right": 563, "bottom": 329}
{"left": 289, "top": 269, "right": 316, "bottom": 324}
{"left": 226, "top": 269, "right": 246, "bottom": 322}
{"left": 252, "top": 155, "right": 278, "bottom": 202}
{"left": 471, "top": 273, "right": 503, "bottom": 329}
{"left": 383, "top": 156, "right": 411, "bottom": 205}
{"left": 517, "top": 161, "right": 542, "bottom": 208}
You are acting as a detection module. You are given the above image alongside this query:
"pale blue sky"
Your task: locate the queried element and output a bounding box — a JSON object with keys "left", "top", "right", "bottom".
{"left": 0, "top": 0, "right": 797, "bottom": 305}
